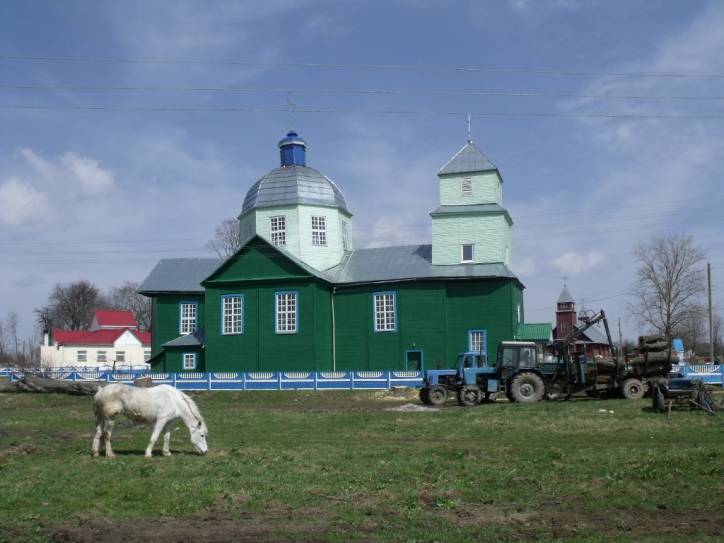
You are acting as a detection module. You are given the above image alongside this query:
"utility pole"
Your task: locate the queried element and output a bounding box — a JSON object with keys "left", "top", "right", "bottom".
{"left": 708, "top": 262, "right": 714, "bottom": 362}
{"left": 618, "top": 317, "right": 624, "bottom": 364}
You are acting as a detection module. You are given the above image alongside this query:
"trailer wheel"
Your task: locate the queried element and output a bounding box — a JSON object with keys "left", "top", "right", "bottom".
{"left": 622, "top": 378, "right": 645, "bottom": 400}
{"left": 509, "top": 372, "right": 546, "bottom": 403}
{"left": 457, "top": 385, "right": 481, "bottom": 407}
{"left": 419, "top": 387, "right": 431, "bottom": 405}
{"left": 427, "top": 385, "right": 448, "bottom": 406}
{"left": 652, "top": 384, "right": 666, "bottom": 413}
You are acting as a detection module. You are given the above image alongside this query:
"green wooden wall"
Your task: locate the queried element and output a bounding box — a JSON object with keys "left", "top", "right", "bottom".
{"left": 151, "top": 293, "right": 205, "bottom": 355}
{"left": 150, "top": 346, "right": 205, "bottom": 372}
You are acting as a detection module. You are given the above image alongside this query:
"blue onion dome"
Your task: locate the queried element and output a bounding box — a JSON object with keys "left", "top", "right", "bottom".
{"left": 241, "top": 131, "right": 350, "bottom": 215}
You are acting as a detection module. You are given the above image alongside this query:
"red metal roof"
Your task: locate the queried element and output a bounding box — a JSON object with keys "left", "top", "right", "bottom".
{"left": 94, "top": 309, "right": 137, "bottom": 328}
{"left": 53, "top": 328, "right": 151, "bottom": 346}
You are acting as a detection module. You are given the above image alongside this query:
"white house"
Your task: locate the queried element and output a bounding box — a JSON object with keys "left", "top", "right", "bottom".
{"left": 40, "top": 310, "right": 151, "bottom": 368}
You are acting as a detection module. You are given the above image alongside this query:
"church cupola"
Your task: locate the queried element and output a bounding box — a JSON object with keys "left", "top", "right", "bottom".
{"left": 278, "top": 130, "right": 307, "bottom": 167}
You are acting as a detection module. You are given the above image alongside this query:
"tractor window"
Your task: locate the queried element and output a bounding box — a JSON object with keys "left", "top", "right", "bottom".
{"left": 501, "top": 348, "right": 516, "bottom": 367}
{"left": 519, "top": 347, "right": 536, "bottom": 367}
{"left": 463, "top": 355, "right": 475, "bottom": 368}
{"left": 475, "top": 355, "right": 485, "bottom": 367}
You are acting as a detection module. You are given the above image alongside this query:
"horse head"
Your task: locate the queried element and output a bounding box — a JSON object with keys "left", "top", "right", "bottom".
{"left": 189, "top": 420, "right": 208, "bottom": 455}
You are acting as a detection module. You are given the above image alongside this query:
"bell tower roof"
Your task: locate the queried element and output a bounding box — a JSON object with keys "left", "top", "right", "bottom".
{"left": 438, "top": 141, "right": 497, "bottom": 176}
{"left": 557, "top": 284, "right": 575, "bottom": 306}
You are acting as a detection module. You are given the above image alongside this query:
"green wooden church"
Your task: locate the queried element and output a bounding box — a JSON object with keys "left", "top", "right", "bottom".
{"left": 139, "top": 130, "right": 538, "bottom": 372}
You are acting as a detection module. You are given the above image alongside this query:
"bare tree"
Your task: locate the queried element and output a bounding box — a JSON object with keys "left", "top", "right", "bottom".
{"left": 677, "top": 306, "right": 706, "bottom": 355}
{"left": 35, "top": 280, "right": 107, "bottom": 331}
{"left": 206, "top": 218, "right": 241, "bottom": 258}
{"left": 7, "top": 311, "right": 19, "bottom": 359}
{"left": 629, "top": 233, "right": 706, "bottom": 339}
{"left": 108, "top": 281, "right": 152, "bottom": 332}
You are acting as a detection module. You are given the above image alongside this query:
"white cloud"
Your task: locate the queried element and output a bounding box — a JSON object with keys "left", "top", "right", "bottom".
{"left": 0, "top": 177, "right": 51, "bottom": 227}
{"left": 551, "top": 251, "right": 607, "bottom": 275}
{"left": 60, "top": 152, "right": 115, "bottom": 194}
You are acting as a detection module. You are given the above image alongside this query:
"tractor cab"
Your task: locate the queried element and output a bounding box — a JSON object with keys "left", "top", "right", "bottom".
{"left": 496, "top": 342, "right": 538, "bottom": 379}
{"left": 455, "top": 352, "right": 489, "bottom": 371}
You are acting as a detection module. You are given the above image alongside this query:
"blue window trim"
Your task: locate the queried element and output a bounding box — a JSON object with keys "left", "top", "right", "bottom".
{"left": 372, "top": 291, "right": 397, "bottom": 333}
{"left": 404, "top": 349, "right": 424, "bottom": 371}
{"left": 220, "top": 294, "right": 244, "bottom": 335}
{"left": 182, "top": 352, "right": 196, "bottom": 370}
{"left": 178, "top": 301, "right": 198, "bottom": 335}
{"left": 274, "top": 290, "right": 299, "bottom": 335}
{"left": 468, "top": 329, "right": 487, "bottom": 355}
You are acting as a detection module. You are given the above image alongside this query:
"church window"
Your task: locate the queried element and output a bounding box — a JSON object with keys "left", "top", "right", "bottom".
{"left": 312, "top": 216, "right": 327, "bottom": 246}
{"left": 183, "top": 353, "right": 196, "bottom": 370}
{"left": 461, "top": 176, "right": 472, "bottom": 196}
{"left": 373, "top": 292, "right": 396, "bottom": 332}
{"left": 461, "top": 244, "right": 474, "bottom": 263}
{"left": 342, "top": 221, "right": 351, "bottom": 251}
{"left": 222, "top": 295, "right": 243, "bottom": 335}
{"left": 179, "top": 302, "right": 197, "bottom": 334}
{"left": 275, "top": 292, "right": 298, "bottom": 334}
{"left": 516, "top": 304, "right": 521, "bottom": 324}
{"left": 469, "top": 330, "right": 487, "bottom": 354}
{"left": 270, "top": 216, "right": 286, "bottom": 246}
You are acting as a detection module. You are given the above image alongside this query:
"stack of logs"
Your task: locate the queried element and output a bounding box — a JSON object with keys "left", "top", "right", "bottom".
{"left": 629, "top": 335, "right": 676, "bottom": 378}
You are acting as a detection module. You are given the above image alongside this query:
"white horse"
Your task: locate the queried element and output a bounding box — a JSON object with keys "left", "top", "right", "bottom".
{"left": 91, "top": 383, "right": 208, "bottom": 458}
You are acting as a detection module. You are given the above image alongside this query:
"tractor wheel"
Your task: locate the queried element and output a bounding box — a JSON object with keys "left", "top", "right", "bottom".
{"left": 457, "top": 385, "right": 481, "bottom": 407}
{"left": 427, "top": 385, "right": 448, "bottom": 406}
{"left": 509, "top": 372, "right": 546, "bottom": 403}
{"left": 621, "top": 378, "right": 645, "bottom": 400}
{"left": 652, "top": 385, "right": 666, "bottom": 413}
{"left": 419, "top": 387, "right": 431, "bottom": 406}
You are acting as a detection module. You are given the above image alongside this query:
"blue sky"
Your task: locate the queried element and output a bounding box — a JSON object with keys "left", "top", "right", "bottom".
{"left": 1, "top": 0, "right": 723, "bottom": 340}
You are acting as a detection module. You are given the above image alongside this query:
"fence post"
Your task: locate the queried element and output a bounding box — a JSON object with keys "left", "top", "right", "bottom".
{"left": 314, "top": 372, "right": 318, "bottom": 391}
{"left": 207, "top": 372, "right": 211, "bottom": 391}
{"left": 386, "top": 371, "right": 391, "bottom": 390}
{"left": 242, "top": 372, "right": 246, "bottom": 391}
{"left": 278, "top": 372, "right": 283, "bottom": 390}
{"left": 172, "top": 372, "right": 177, "bottom": 388}
{"left": 350, "top": 371, "right": 354, "bottom": 390}
{"left": 720, "top": 363, "right": 723, "bottom": 387}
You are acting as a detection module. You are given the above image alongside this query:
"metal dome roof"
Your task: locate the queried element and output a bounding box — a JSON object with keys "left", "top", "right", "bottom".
{"left": 241, "top": 165, "right": 350, "bottom": 215}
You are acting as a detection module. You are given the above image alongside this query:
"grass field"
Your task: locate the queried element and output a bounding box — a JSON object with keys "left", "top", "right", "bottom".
{"left": 0, "top": 389, "right": 722, "bottom": 542}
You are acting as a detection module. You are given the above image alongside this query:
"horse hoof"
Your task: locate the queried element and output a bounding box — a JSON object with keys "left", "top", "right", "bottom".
{"left": 106, "top": 453, "right": 116, "bottom": 459}
{"left": 91, "top": 450, "right": 99, "bottom": 457}
{"left": 162, "top": 451, "right": 172, "bottom": 457}
{"left": 144, "top": 453, "right": 153, "bottom": 459}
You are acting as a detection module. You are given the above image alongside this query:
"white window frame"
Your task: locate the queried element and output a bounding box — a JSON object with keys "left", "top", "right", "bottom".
{"left": 275, "top": 292, "right": 298, "bottom": 334}
{"left": 516, "top": 304, "right": 521, "bottom": 324}
{"left": 116, "top": 351, "right": 126, "bottom": 363}
{"left": 270, "top": 216, "right": 286, "bottom": 246}
{"left": 183, "top": 353, "right": 196, "bottom": 370}
{"left": 77, "top": 350, "right": 87, "bottom": 363}
{"left": 179, "top": 302, "right": 197, "bottom": 335}
{"left": 461, "top": 176, "right": 472, "bottom": 196}
{"left": 311, "top": 216, "right": 327, "bottom": 246}
{"left": 222, "top": 295, "right": 244, "bottom": 335}
{"left": 461, "top": 244, "right": 475, "bottom": 263}
{"left": 342, "top": 221, "right": 351, "bottom": 251}
{"left": 469, "top": 330, "right": 487, "bottom": 354}
{"left": 373, "top": 292, "right": 396, "bottom": 332}
{"left": 143, "top": 350, "right": 151, "bottom": 362}
{"left": 97, "top": 350, "right": 107, "bottom": 363}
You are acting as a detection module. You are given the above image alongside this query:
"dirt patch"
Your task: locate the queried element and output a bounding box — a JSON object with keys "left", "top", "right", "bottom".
{"left": 43, "top": 505, "right": 372, "bottom": 543}
{"left": 0, "top": 443, "right": 38, "bottom": 457}
{"left": 437, "top": 504, "right": 724, "bottom": 540}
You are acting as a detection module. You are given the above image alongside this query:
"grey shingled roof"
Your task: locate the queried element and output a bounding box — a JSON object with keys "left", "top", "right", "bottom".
{"left": 579, "top": 321, "right": 609, "bottom": 345}
{"left": 241, "top": 165, "right": 350, "bottom": 215}
{"left": 557, "top": 284, "right": 574, "bottom": 304}
{"left": 430, "top": 204, "right": 513, "bottom": 225}
{"left": 438, "top": 142, "right": 497, "bottom": 176}
{"left": 162, "top": 329, "right": 205, "bottom": 348}
{"left": 327, "top": 244, "right": 517, "bottom": 284}
{"left": 138, "top": 258, "right": 221, "bottom": 294}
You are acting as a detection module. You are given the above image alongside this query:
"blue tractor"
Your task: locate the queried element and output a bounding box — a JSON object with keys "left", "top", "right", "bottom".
{"left": 420, "top": 342, "right": 545, "bottom": 406}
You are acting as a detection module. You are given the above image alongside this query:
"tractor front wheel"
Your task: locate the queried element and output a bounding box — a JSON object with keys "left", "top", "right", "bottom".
{"left": 457, "top": 385, "right": 481, "bottom": 407}
{"left": 509, "top": 372, "right": 546, "bottom": 403}
{"left": 621, "top": 378, "right": 645, "bottom": 400}
{"left": 427, "top": 385, "right": 448, "bottom": 406}
{"left": 419, "top": 387, "right": 431, "bottom": 405}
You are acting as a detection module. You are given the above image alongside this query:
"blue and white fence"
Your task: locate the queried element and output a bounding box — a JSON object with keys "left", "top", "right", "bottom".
{"left": 669, "top": 364, "right": 724, "bottom": 386}
{"left": 1, "top": 368, "right": 424, "bottom": 391}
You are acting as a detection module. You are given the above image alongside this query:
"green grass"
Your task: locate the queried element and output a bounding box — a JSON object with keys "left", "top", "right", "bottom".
{"left": 0, "top": 390, "right": 722, "bottom": 542}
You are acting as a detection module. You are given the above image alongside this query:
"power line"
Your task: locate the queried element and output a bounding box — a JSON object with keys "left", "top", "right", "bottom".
{"left": 4, "top": 83, "right": 724, "bottom": 102}
{"left": 3, "top": 55, "right": 724, "bottom": 79}
{"left": 525, "top": 292, "right": 629, "bottom": 312}
{"left": 2, "top": 103, "right": 724, "bottom": 119}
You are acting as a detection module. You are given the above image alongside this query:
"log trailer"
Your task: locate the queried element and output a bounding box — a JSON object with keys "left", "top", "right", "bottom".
{"left": 420, "top": 310, "right": 675, "bottom": 406}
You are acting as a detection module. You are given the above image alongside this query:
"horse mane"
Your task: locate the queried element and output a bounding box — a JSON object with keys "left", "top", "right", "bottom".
{"left": 177, "top": 390, "right": 207, "bottom": 434}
